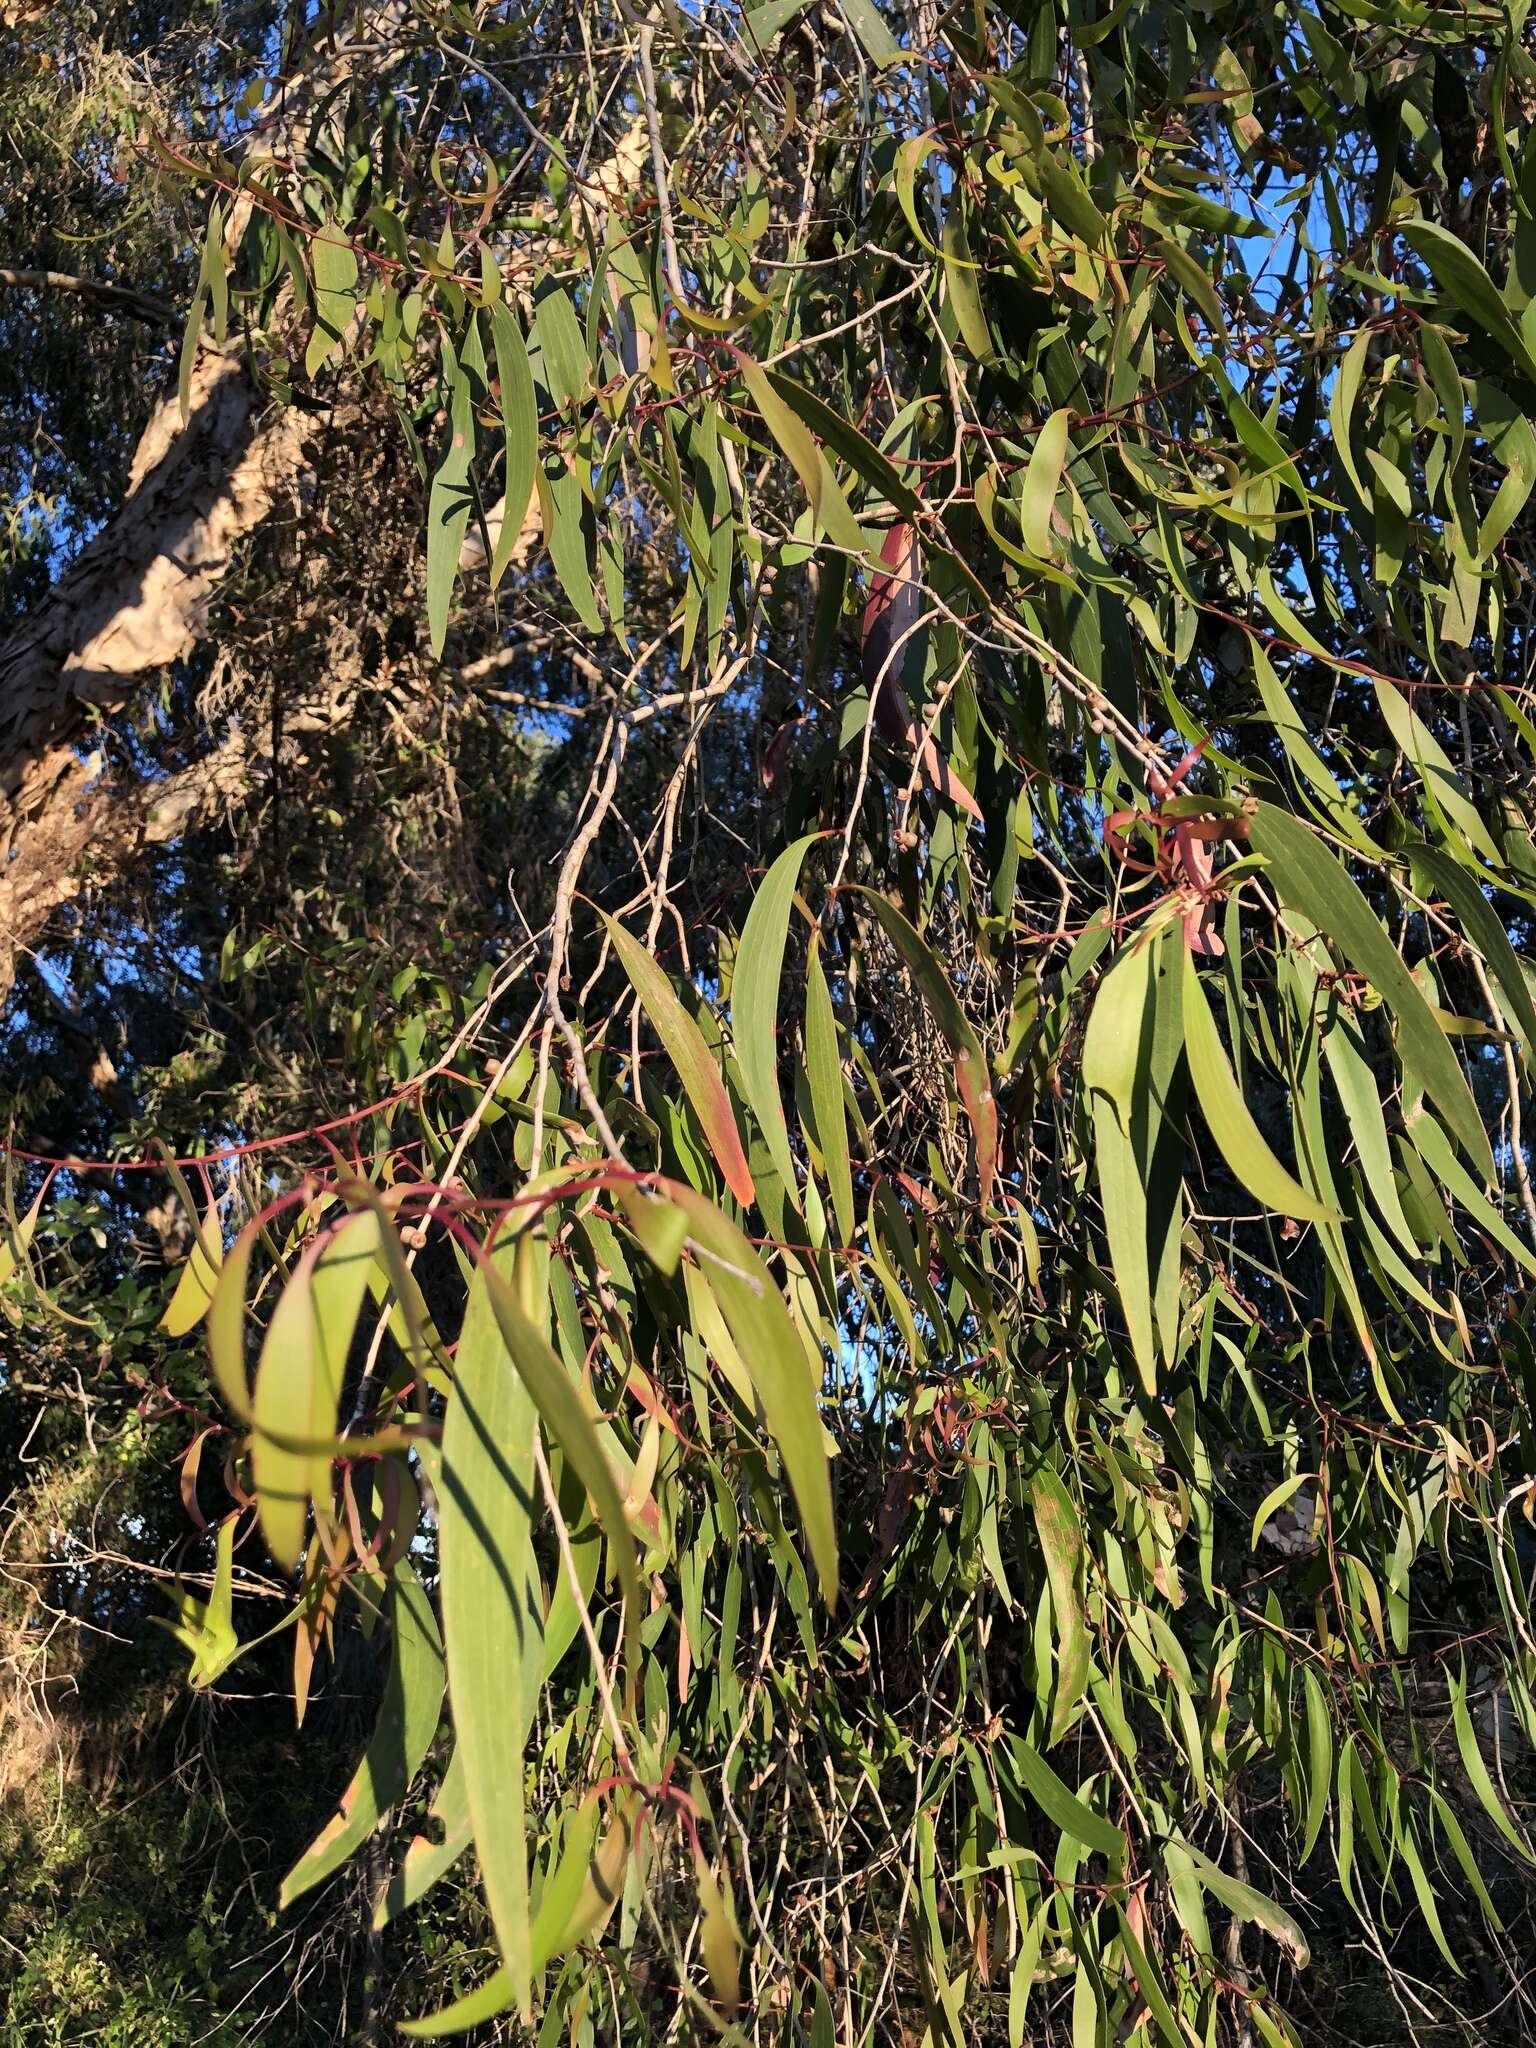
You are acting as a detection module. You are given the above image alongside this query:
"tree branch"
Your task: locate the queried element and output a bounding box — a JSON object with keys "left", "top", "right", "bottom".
{"left": 0, "top": 268, "right": 174, "bottom": 325}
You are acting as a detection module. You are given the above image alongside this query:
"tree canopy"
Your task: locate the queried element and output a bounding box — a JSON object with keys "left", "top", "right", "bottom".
{"left": 5, "top": 0, "right": 1536, "bottom": 2042}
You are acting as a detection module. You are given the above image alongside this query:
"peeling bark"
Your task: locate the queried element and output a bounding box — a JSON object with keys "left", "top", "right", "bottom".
{"left": 0, "top": 347, "right": 313, "bottom": 999}
{"left": 0, "top": 12, "right": 631, "bottom": 1005}
{"left": 0, "top": 3, "right": 406, "bottom": 1003}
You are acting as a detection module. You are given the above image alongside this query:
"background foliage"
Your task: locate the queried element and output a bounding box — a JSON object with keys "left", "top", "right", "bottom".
{"left": 6, "top": 0, "right": 1536, "bottom": 2042}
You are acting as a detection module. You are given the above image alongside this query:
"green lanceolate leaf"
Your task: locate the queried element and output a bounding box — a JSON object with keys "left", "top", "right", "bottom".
{"left": 732, "top": 834, "right": 820, "bottom": 1203}
{"left": 1408, "top": 1111, "right": 1536, "bottom": 1277}
{"left": 1402, "top": 219, "right": 1536, "bottom": 385}
{"left": 666, "top": 1180, "right": 838, "bottom": 1603}
{"left": 1092, "top": 1097, "right": 1155, "bottom": 1390}
{"left": 1301, "top": 1665, "right": 1333, "bottom": 1862}
{"left": 487, "top": 301, "right": 538, "bottom": 592}
{"left": 840, "top": 0, "right": 901, "bottom": 67}
{"left": 252, "top": 1208, "right": 384, "bottom": 1570}
{"left": 1374, "top": 681, "right": 1502, "bottom": 866}
{"left": 1322, "top": 1007, "right": 1423, "bottom": 1261}
{"left": 761, "top": 370, "right": 923, "bottom": 518}
{"left": 942, "top": 209, "right": 993, "bottom": 364}
{"left": 537, "top": 447, "right": 604, "bottom": 633}
{"left": 532, "top": 286, "right": 588, "bottom": 414}
{"left": 531, "top": 1792, "right": 636, "bottom": 1970}
{"left": 1012, "top": 1742, "right": 1125, "bottom": 1866}
{"left": 1030, "top": 1466, "right": 1089, "bottom": 1741}
{"left": 206, "top": 1217, "right": 258, "bottom": 1423}
{"left": 375, "top": 1749, "right": 471, "bottom": 1929}
{"left": 1082, "top": 924, "right": 1170, "bottom": 1391}
{"left": 1020, "top": 408, "right": 1071, "bottom": 557}
{"left": 1180, "top": 1844, "right": 1310, "bottom": 1967}
{"left": 604, "top": 913, "right": 756, "bottom": 1207}
{"left": 736, "top": 353, "right": 869, "bottom": 555}
{"left": 1249, "top": 803, "right": 1494, "bottom": 1179}
{"left": 281, "top": 1561, "right": 444, "bottom": 1906}
{"left": 1082, "top": 927, "right": 1158, "bottom": 1125}
{"left": 306, "top": 220, "right": 359, "bottom": 376}
{"left": 1182, "top": 949, "right": 1338, "bottom": 1223}
{"left": 426, "top": 320, "right": 482, "bottom": 656}
{"left": 475, "top": 1243, "right": 642, "bottom": 1692}
{"left": 439, "top": 1243, "right": 545, "bottom": 2018}
{"left": 806, "top": 937, "right": 855, "bottom": 1246}
{"left": 1328, "top": 323, "right": 1374, "bottom": 504}
{"left": 1410, "top": 843, "right": 1536, "bottom": 1066}
{"left": 1449, "top": 1661, "right": 1532, "bottom": 1861}
{"left": 1249, "top": 636, "right": 1374, "bottom": 850}
{"left": 400, "top": 1969, "right": 515, "bottom": 2039}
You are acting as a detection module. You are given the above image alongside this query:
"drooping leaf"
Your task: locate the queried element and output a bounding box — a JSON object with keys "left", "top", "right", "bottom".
{"left": 160, "top": 1198, "right": 223, "bottom": 1338}
{"left": 1249, "top": 804, "right": 1494, "bottom": 1178}
{"left": 476, "top": 1241, "right": 642, "bottom": 1690}
{"left": 438, "top": 1243, "right": 544, "bottom": 2019}
{"left": 537, "top": 445, "right": 604, "bottom": 633}
{"left": 1020, "top": 409, "right": 1071, "bottom": 557}
{"left": 1182, "top": 951, "right": 1338, "bottom": 1224}
{"left": 1409, "top": 843, "right": 1536, "bottom": 1067}
{"left": 605, "top": 913, "right": 755, "bottom": 1207}
{"left": 1402, "top": 219, "right": 1536, "bottom": 385}
{"left": 306, "top": 221, "right": 360, "bottom": 376}
{"left": 399, "top": 1970, "right": 515, "bottom": 2040}
{"left": 666, "top": 1181, "right": 838, "bottom": 1603}
{"left": 426, "top": 320, "right": 483, "bottom": 655}
{"left": 736, "top": 353, "right": 869, "bottom": 555}
{"left": 1180, "top": 1844, "right": 1310, "bottom": 1967}
{"left": 281, "top": 1561, "right": 444, "bottom": 1906}
{"left": 731, "top": 835, "right": 820, "bottom": 1203}
{"left": 805, "top": 937, "right": 855, "bottom": 1247}
{"left": 1030, "top": 1467, "right": 1089, "bottom": 1742}
{"left": 375, "top": 1749, "right": 472, "bottom": 1929}
{"left": 1012, "top": 1742, "right": 1125, "bottom": 1866}
{"left": 252, "top": 1208, "right": 384, "bottom": 1570}
{"left": 487, "top": 301, "right": 539, "bottom": 592}
{"left": 1374, "top": 681, "right": 1502, "bottom": 866}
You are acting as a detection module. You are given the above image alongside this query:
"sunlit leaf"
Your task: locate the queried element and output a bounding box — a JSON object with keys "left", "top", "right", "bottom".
{"left": 604, "top": 912, "right": 755, "bottom": 1207}
{"left": 439, "top": 1242, "right": 545, "bottom": 2019}
{"left": 252, "top": 1208, "right": 384, "bottom": 1570}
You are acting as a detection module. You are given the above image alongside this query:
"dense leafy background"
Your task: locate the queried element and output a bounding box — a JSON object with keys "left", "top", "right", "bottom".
{"left": 5, "top": 0, "right": 1536, "bottom": 2042}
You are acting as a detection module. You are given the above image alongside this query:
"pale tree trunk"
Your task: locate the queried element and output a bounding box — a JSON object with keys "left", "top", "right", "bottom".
{"left": 0, "top": 9, "right": 644, "bottom": 1008}
{"left": 0, "top": 347, "right": 313, "bottom": 1004}
{"left": 0, "top": 3, "right": 409, "bottom": 1005}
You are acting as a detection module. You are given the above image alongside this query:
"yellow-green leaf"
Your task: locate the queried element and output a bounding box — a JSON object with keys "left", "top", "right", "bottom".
{"left": 252, "top": 1209, "right": 383, "bottom": 1569}
{"left": 440, "top": 1245, "right": 545, "bottom": 2020}
{"left": 667, "top": 1181, "right": 838, "bottom": 1603}
{"left": 1182, "top": 951, "right": 1338, "bottom": 1222}
{"left": 161, "top": 1201, "right": 224, "bottom": 1338}
{"left": 1020, "top": 408, "right": 1071, "bottom": 557}
{"left": 306, "top": 222, "right": 359, "bottom": 377}
{"left": 605, "top": 913, "right": 755, "bottom": 1207}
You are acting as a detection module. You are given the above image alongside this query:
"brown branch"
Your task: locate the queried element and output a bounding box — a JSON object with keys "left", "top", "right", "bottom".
{"left": 0, "top": 267, "right": 174, "bottom": 325}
